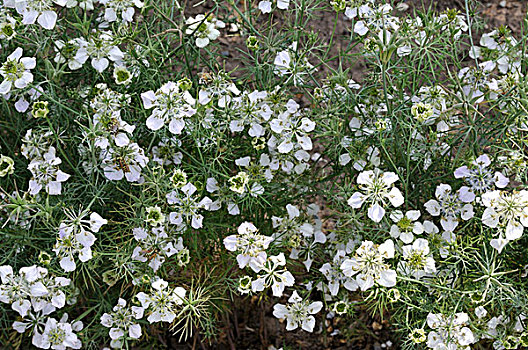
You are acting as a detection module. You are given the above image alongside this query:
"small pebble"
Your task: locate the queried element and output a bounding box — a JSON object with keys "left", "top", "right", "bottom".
{"left": 499, "top": 0, "right": 507, "bottom": 7}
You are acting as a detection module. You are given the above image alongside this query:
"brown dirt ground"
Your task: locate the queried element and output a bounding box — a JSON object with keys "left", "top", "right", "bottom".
{"left": 166, "top": 1, "right": 527, "bottom": 349}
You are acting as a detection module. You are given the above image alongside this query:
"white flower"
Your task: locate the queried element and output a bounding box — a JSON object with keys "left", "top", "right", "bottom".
{"left": 101, "top": 298, "right": 144, "bottom": 349}
{"left": 0, "top": 47, "right": 36, "bottom": 95}
{"left": 86, "top": 31, "right": 124, "bottom": 72}
{"left": 136, "top": 279, "right": 186, "bottom": 323}
{"left": 223, "top": 222, "right": 273, "bottom": 269}
{"left": 99, "top": 0, "right": 144, "bottom": 23}
{"left": 271, "top": 204, "right": 325, "bottom": 270}
{"left": 482, "top": 190, "right": 528, "bottom": 251}
{"left": 399, "top": 238, "right": 436, "bottom": 279}
{"left": 273, "top": 42, "right": 316, "bottom": 86}
{"left": 389, "top": 210, "right": 423, "bottom": 243}
{"left": 348, "top": 168, "right": 404, "bottom": 222}
{"left": 258, "top": 0, "right": 289, "bottom": 13}
{"left": 101, "top": 143, "right": 149, "bottom": 182}
{"left": 53, "top": 38, "right": 89, "bottom": 70}
{"left": 53, "top": 209, "right": 106, "bottom": 272}
{"left": 12, "top": 0, "right": 67, "bottom": 30}
{"left": 272, "top": 291, "right": 322, "bottom": 332}
{"left": 319, "top": 250, "right": 358, "bottom": 295}
{"left": 167, "top": 182, "right": 212, "bottom": 229}
{"left": 32, "top": 314, "right": 83, "bottom": 349}
{"left": 268, "top": 100, "right": 315, "bottom": 154}
{"left": 0, "top": 265, "right": 72, "bottom": 317}
{"left": 258, "top": 0, "right": 272, "bottom": 13}
{"left": 340, "top": 239, "right": 397, "bottom": 291}
{"left": 185, "top": 14, "right": 223, "bottom": 48}
{"left": 141, "top": 81, "right": 196, "bottom": 134}
{"left": 424, "top": 184, "right": 474, "bottom": 232}
{"left": 131, "top": 226, "right": 184, "bottom": 272}
{"left": 229, "top": 90, "right": 271, "bottom": 136}
{"left": 426, "top": 312, "right": 475, "bottom": 349}
{"left": 454, "top": 154, "right": 509, "bottom": 202}
{"left": 65, "top": 0, "right": 94, "bottom": 10}
{"left": 27, "top": 147, "right": 70, "bottom": 196}
{"left": 197, "top": 71, "right": 240, "bottom": 107}
{"left": 250, "top": 253, "right": 294, "bottom": 297}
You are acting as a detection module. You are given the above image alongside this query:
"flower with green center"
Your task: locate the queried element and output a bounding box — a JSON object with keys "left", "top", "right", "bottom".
{"left": 424, "top": 183, "right": 474, "bottom": 232}
{"left": 237, "top": 276, "right": 252, "bottom": 294}
{"left": 0, "top": 155, "right": 14, "bottom": 177}
{"left": 145, "top": 206, "right": 165, "bottom": 226}
{"left": 246, "top": 35, "right": 259, "bottom": 50}
{"left": 0, "top": 21, "right": 16, "bottom": 40}
{"left": 411, "top": 102, "right": 434, "bottom": 123}
{"left": 399, "top": 238, "right": 436, "bottom": 279}
{"left": 387, "top": 288, "right": 401, "bottom": 302}
{"left": 0, "top": 48, "right": 35, "bottom": 95}
{"left": 101, "top": 297, "right": 144, "bottom": 348}
{"left": 332, "top": 301, "right": 348, "bottom": 315}
{"left": 185, "top": 14, "right": 223, "bottom": 48}
{"left": 390, "top": 210, "right": 424, "bottom": 243}
{"left": 341, "top": 239, "right": 397, "bottom": 291}
{"left": 229, "top": 171, "right": 249, "bottom": 194}
{"left": 177, "top": 77, "right": 192, "bottom": 91}
{"left": 170, "top": 169, "right": 187, "bottom": 188}
{"left": 410, "top": 328, "right": 426, "bottom": 343}
{"left": 31, "top": 101, "right": 49, "bottom": 119}
{"left": 113, "top": 66, "right": 132, "bottom": 85}
{"left": 482, "top": 189, "right": 528, "bottom": 252}
{"left": 176, "top": 248, "right": 190, "bottom": 266}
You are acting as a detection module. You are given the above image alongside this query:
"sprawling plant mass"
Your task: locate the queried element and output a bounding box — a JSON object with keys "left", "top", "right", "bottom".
{"left": 1, "top": 0, "right": 527, "bottom": 348}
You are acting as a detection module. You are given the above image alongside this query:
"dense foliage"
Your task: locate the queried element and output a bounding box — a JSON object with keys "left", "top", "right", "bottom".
{"left": 1, "top": 0, "right": 528, "bottom": 349}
